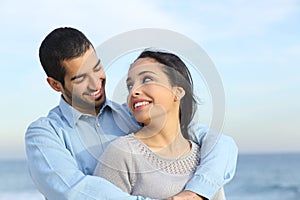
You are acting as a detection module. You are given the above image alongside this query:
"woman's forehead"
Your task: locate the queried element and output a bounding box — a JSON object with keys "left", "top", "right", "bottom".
{"left": 130, "top": 58, "right": 159, "bottom": 68}
{"left": 128, "top": 59, "right": 164, "bottom": 75}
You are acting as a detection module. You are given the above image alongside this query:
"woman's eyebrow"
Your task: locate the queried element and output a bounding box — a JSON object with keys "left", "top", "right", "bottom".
{"left": 126, "top": 71, "right": 156, "bottom": 82}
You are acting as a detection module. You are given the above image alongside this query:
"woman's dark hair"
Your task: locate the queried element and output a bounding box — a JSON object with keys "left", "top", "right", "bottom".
{"left": 135, "top": 50, "right": 198, "bottom": 139}
{"left": 39, "top": 27, "right": 93, "bottom": 86}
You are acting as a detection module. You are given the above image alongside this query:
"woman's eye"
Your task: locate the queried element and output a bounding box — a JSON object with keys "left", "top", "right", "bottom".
{"left": 143, "top": 77, "right": 152, "bottom": 83}
{"left": 127, "top": 84, "right": 133, "bottom": 91}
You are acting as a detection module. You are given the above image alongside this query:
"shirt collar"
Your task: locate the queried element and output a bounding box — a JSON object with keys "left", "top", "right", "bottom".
{"left": 59, "top": 96, "right": 114, "bottom": 128}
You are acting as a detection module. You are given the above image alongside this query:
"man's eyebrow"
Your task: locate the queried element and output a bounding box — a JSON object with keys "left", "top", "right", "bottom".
{"left": 126, "top": 71, "right": 156, "bottom": 82}
{"left": 70, "top": 74, "right": 85, "bottom": 81}
{"left": 92, "top": 59, "right": 101, "bottom": 69}
{"left": 70, "top": 59, "right": 101, "bottom": 81}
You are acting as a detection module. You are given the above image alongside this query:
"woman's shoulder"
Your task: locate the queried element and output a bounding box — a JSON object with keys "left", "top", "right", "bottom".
{"left": 105, "top": 134, "right": 132, "bottom": 150}
{"left": 102, "top": 134, "right": 140, "bottom": 157}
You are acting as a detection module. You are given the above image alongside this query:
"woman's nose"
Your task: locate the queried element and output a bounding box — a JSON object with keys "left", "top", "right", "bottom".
{"left": 133, "top": 90, "right": 141, "bottom": 96}
{"left": 131, "top": 84, "right": 142, "bottom": 96}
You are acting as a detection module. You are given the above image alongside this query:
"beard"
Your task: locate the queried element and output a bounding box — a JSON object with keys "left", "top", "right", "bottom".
{"left": 62, "top": 86, "right": 106, "bottom": 115}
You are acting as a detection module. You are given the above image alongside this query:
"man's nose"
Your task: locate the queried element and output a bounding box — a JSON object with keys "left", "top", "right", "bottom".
{"left": 89, "top": 75, "right": 101, "bottom": 89}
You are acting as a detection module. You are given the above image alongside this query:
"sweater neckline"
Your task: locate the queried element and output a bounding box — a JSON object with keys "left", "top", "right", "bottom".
{"left": 127, "top": 133, "right": 199, "bottom": 161}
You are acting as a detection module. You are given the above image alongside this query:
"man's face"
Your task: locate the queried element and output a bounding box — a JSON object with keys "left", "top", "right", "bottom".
{"left": 61, "top": 46, "right": 106, "bottom": 115}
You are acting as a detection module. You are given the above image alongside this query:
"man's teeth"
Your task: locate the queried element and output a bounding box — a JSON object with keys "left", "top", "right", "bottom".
{"left": 134, "top": 101, "right": 149, "bottom": 109}
{"left": 90, "top": 90, "right": 100, "bottom": 96}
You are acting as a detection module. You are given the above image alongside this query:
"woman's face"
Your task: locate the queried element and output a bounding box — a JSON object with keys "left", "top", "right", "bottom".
{"left": 126, "top": 58, "right": 179, "bottom": 125}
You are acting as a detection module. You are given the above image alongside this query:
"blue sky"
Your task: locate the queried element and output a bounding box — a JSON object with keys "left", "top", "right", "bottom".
{"left": 0, "top": 0, "right": 299, "bottom": 159}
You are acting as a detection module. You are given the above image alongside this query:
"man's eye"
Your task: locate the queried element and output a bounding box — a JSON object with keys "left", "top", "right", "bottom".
{"left": 73, "top": 76, "right": 85, "bottom": 84}
{"left": 93, "top": 59, "right": 102, "bottom": 72}
{"left": 94, "top": 65, "right": 102, "bottom": 72}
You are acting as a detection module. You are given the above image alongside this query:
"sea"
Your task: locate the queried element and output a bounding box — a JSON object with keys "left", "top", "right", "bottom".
{"left": 0, "top": 153, "right": 299, "bottom": 200}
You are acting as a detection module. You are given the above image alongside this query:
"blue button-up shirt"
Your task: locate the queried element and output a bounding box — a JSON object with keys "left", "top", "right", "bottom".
{"left": 25, "top": 97, "right": 238, "bottom": 200}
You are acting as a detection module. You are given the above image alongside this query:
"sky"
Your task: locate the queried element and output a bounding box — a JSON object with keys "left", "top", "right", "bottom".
{"left": 0, "top": 0, "right": 299, "bottom": 159}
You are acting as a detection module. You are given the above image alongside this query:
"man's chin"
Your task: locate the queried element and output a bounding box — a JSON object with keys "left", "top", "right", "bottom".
{"left": 95, "top": 95, "right": 106, "bottom": 106}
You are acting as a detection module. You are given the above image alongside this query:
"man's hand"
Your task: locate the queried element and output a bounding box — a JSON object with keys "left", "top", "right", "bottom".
{"left": 165, "top": 190, "right": 206, "bottom": 200}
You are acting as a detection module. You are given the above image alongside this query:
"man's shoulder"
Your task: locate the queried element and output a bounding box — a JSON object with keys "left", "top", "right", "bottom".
{"left": 105, "top": 99, "right": 141, "bottom": 132}
{"left": 26, "top": 105, "right": 67, "bottom": 132}
{"left": 107, "top": 100, "right": 129, "bottom": 113}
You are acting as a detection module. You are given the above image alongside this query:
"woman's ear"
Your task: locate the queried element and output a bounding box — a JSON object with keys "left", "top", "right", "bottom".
{"left": 47, "top": 77, "right": 63, "bottom": 92}
{"left": 174, "top": 87, "right": 185, "bottom": 101}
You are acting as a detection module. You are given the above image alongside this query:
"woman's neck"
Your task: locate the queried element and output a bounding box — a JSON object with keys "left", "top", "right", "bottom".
{"left": 135, "top": 117, "right": 191, "bottom": 158}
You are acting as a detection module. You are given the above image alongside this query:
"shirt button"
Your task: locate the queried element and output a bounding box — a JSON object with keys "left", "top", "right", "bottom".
{"left": 96, "top": 123, "right": 100, "bottom": 127}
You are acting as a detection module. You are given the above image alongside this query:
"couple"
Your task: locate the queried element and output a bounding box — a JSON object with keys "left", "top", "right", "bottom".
{"left": 25, "top": 27, "right": 238, "bottom": 200}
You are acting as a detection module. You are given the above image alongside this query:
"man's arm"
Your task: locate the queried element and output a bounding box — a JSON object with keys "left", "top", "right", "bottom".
{"left": 25, "top": 118, "right": 154, "bottom": 200}
{"left": 122, "top": 104, "right": 238, "bottom": 199}
{"left": 180, "top": 123, "right": 238, "bottom": 199}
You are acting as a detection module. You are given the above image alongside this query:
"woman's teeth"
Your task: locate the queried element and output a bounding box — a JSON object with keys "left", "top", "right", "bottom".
{"left": 134, "top": 101, "right": 149, "bottom": 109}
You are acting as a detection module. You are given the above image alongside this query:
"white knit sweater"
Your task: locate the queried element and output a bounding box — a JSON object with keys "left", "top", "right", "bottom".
{"left": 94, "top": 134, "right": 225, "bottom": 200}
{"left": 94, "top": 134, "right": 225, "bottom": 199}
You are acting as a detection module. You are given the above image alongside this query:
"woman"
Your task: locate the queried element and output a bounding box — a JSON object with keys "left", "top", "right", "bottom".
{"left": 94, "top": 50, "right": 225, "bottom": 199}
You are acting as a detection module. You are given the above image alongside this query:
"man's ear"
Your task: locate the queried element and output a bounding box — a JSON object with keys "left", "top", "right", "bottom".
{"left": 174, "top": 87, "right": 185, "bottom": 101}
{"left": 47, "top": 77, "right": 63, "bottom": 92}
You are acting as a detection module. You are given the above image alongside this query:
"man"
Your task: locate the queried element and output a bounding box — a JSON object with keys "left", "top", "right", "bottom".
{"left": 25, "top": 27, "right": 238, "bottom": 200}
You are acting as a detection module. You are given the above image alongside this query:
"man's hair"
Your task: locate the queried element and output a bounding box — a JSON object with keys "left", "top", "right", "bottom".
{"left": 39, "top": 27, "right": 93, "bottom": 86}
{"left": 135, "top": 50, "right": 198, "bottom": 139}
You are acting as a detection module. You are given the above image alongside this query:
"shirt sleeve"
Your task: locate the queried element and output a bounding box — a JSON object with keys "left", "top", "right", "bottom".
{"left": 184, "top": 123, "right": 238, "bottom": 199}
{"left": 25, "top": 118, "right": 154, "bottom": 200}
